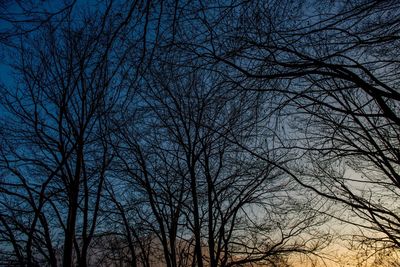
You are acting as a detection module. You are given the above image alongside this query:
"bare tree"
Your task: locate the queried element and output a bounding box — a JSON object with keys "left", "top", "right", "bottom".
{"left": 1, "top": 1, "right": 371, "bottom": 266}
{"left": 114, "top": 51, "right": 330, "bottom": 266}
{"left": 0, "top": 1, "right": 149, "bottom": 265}
{"left": 190, "top": 0, "right": 400, "bottom": 260}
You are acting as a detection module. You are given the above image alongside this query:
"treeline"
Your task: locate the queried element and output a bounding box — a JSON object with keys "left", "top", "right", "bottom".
{"left": 0, "top": 1, "right": 400, "bottom": 266}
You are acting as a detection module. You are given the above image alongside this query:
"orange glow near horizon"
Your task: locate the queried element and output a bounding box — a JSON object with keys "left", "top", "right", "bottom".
{"left": 288, "top": 244, "right": 400, "bottom": 267}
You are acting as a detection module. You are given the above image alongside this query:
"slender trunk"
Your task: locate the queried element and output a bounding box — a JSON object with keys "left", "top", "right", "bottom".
{"left": 170, "top": 236, "right": 177, "bottom": 267}
{"left": 204, "top": 156, "right": 216, "bottom": 267}
{"left": 63, "top": 141, "right": 83, "bottom": 267}
{"left": 120, "top": 203, "right": 137, "bottom": 267}
{"left": 63, "top": 195, "right": 79, "bottom": 267}
{"left": 138, "top": 147, "right": 173, "bottom": 267}
{"left": 78, "top": 248, "right": 88, "bottom": 267}
{"left": 189, "top": 165, "right": 203, "bottom": 267}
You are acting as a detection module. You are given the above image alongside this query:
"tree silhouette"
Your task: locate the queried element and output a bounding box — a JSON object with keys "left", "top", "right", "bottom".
{"left": 2, "top": 0, "right": 400, "bottom": 266}
{"left": 197, "top": 0, "right": 400, "bottom": 259}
